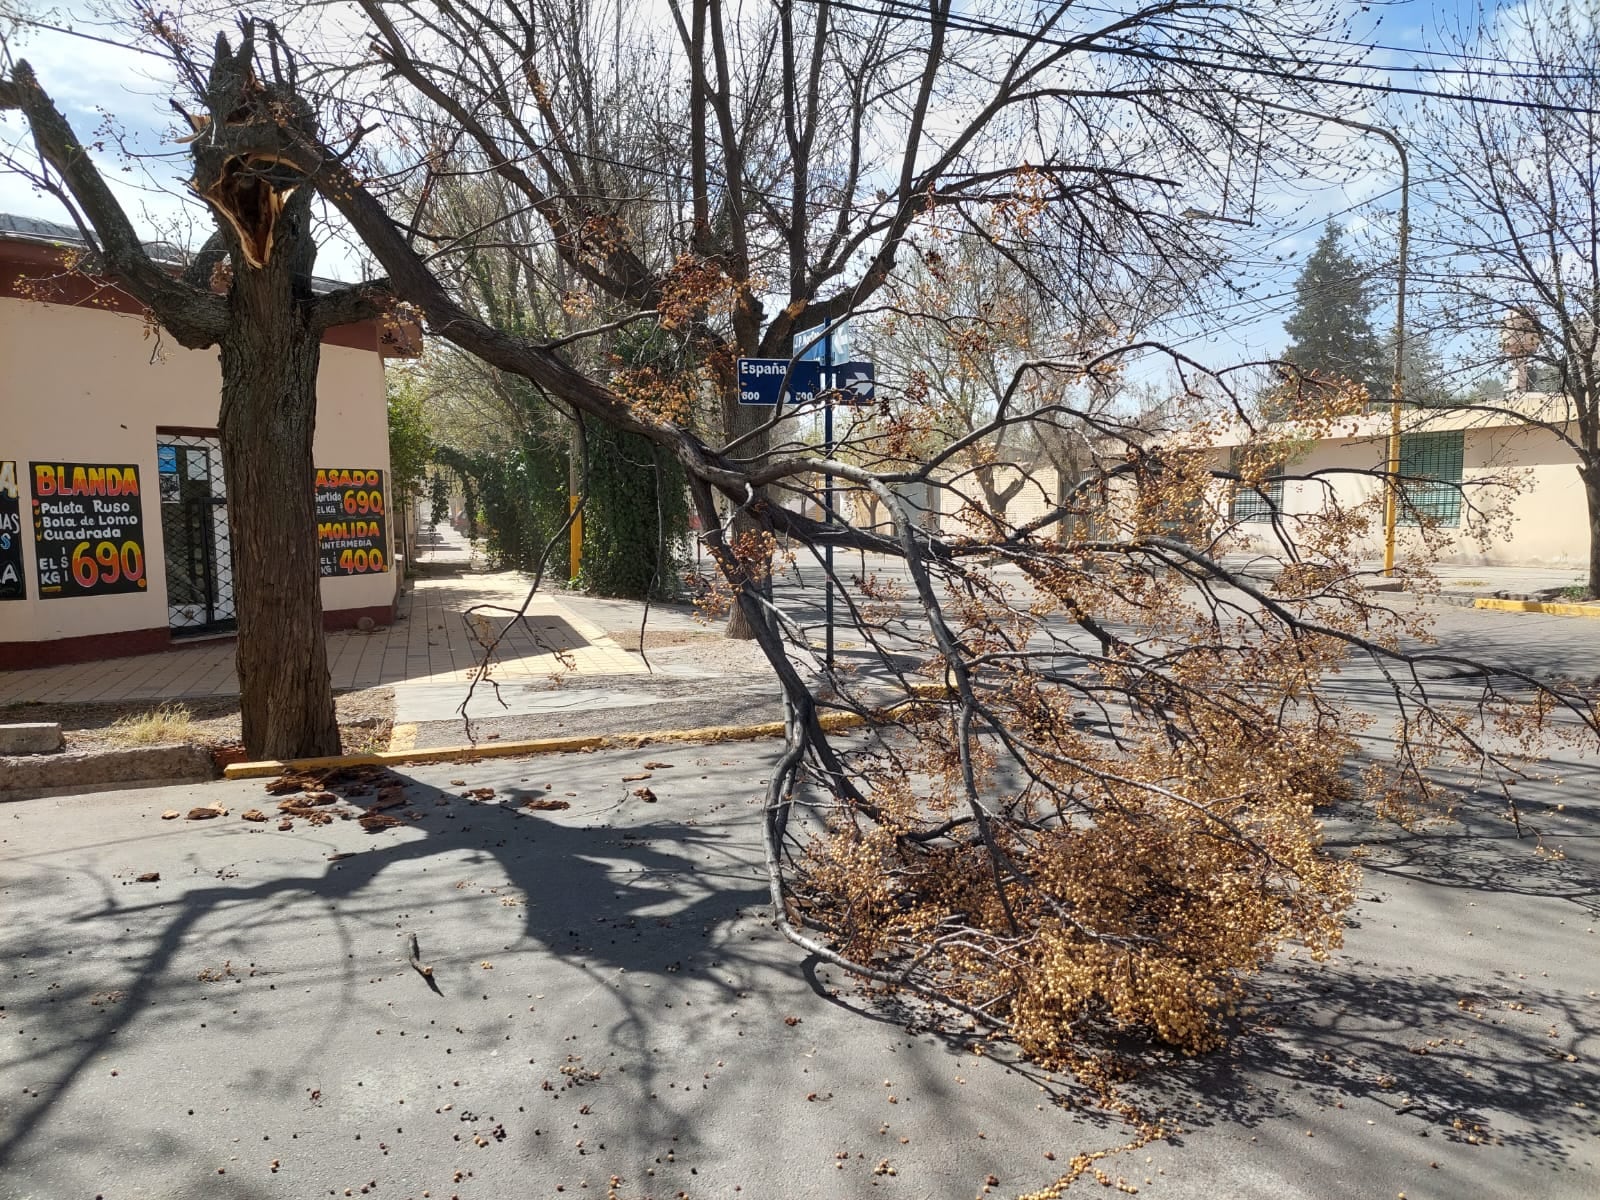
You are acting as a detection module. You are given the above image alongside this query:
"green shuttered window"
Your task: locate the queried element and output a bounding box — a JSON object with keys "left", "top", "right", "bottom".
{"left": 1398, "top": 430, "right": 1464, "bottom": 526}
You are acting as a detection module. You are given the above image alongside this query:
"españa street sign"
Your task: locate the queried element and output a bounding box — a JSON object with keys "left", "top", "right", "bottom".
{"left": 737, "top": 357, "right": 823, "bottom": 406}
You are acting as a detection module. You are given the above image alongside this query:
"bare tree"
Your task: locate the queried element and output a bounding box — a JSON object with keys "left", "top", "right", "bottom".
{"left": 1408, "top": 0, "right": 1600, "bottom": 594}
{"left": 318, "top": 0, "right": 1355, "bottom": 632}
{"left": 0, "top": 21, "right": 403, "bottom": 758}
{"left": 859, "top": 228, "right": 1181, "bottom": 536}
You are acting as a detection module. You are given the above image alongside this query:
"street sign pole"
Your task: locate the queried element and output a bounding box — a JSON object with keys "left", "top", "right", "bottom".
{"left": 823, "top": 321, "right": 835, "bottom": 672}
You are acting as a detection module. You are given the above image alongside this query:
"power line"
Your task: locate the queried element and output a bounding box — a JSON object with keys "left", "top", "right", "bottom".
{"left": 801, "top": 0, "right": 1600, "bottom": 116}
{"left": 1055, "top": 0, "right": 1600, "bottom": 79}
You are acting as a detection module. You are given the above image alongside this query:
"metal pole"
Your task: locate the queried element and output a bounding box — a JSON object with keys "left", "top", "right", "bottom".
{"left": 568, "top": 419, "right": 585, "bottom": 582}
{"left": 1240, "top": 103, "right": 1408, "bottom": 575}
{"left": 823, "top": 321, "right": 835, "bottom": 670}
{"left": 1382, "top": 137, "right": 1409, "bottom": 577}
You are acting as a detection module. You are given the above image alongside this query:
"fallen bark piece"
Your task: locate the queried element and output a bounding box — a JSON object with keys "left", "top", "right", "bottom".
{"left": 278, "top": 792, "right": 339, "bottom": 815}
{"left": 277, "top": 820, "right": 294, "bottom": 831}
{"left": 161, "top": 810, "right": 180, "bottom": 820}
{"left": 135, "top": 872, "right": 160, "bottom": 883}
{"left": 642, "top": 761, "right": 674, "bottom": 770}
{"left": 408, "top": 932, "right": 433, "bottom": 978}
{"left": 240, "top": 809, "right": 268, "bottom": 822}
{"left": 632, "top": 787, "right": 657, "bottom": 803}
{"left": 360, "top": 812, "right": 402, "bottom": 832}
{"left": 621, "top": 773, "right": 652, "bottom": 783}
{"left": 471, "top": 787, "right": 496, "bottom": 799}
{"left": 263, "top": 772, "right": 319, "bottom": 795}
{"left": 521, "top": 797, "right": 572, "bottom": 811}
{"left": 187, "top": 804, "right": 226, "bottom": 820}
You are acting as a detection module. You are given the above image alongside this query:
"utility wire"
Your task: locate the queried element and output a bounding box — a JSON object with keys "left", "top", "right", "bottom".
{"left": 801, "top": 0, "right": 1600, "bottom": 116}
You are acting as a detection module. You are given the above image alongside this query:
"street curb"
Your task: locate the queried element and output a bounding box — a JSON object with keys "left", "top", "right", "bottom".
{"left": 0, "top": 743, "right": 217, "bottom": 801}
{"left": 223, "top": 685, "right": 952, "bottom": 780}
{"left": 1473, "top": 597, "right": 1600, "bottom": 618}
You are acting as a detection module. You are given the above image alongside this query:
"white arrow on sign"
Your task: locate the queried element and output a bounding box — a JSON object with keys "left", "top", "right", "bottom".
{"left": 836, "top": 363, "right": 875, "bottom": 403}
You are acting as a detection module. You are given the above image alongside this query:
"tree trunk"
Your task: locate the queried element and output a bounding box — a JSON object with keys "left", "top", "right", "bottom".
{"left": 722, "top": 501, "right": 771, "bottom": 641}
{"left": 721, "top": 386, "right": 772, "bottom": 640}
{"left": 216, "top": 204, "right": 341, "bottom": 760}
{"left": 1584, "top": 463, "right": 1600, "bottom": 600}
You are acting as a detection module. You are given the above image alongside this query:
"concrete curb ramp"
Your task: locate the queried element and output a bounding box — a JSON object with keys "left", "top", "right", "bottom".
{"left": 1474, "top": 597, "right": 1600, "bottom": 618}
{"left": 0, "top": 743, "right": 216, "bottom": 800}
{"left": 224, "top": 685, "right": 953, "bottom": 780}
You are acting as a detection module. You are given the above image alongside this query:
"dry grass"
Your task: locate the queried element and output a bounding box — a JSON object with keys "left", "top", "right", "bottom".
{"left": 1, "top": 688, "right": 398, "bottom": 754}
{"left": 603, "top": 628, "right": 723, "bottom": 652}
{"left": 104, "top": 703, "right": 198, "bottom": 747}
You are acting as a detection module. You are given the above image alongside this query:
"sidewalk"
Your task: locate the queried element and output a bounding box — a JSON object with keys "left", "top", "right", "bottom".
{"left": 1412, "top": 561, "right": 1589, "bottom": 600}
{"left": 0, "top": 523, "right": 640, "bottom": 709}
{"left": 3, "top": 535, "right": 1583, "bottom": 715}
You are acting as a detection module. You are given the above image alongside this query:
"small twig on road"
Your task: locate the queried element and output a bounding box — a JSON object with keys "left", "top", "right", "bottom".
{"left": 408, "top": 931, "right": 433, "bottom": 979}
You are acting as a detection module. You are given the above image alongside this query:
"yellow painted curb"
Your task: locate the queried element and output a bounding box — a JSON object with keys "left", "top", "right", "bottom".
{"left": 1473, "top": 597, "right": 1600, "bottom": 618}
{"left": 223, "top": 684, "right": 955, "bottom": 780}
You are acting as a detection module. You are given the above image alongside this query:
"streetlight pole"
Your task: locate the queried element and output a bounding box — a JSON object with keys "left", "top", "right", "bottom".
{"left": 1279, "top": 109, "right": 1408, "bottom": 576}
{"left": 1378, "top": 132, "right": 1409, "bottom": 579}
{"left": 1189, "top": 105, "right": 1409, "bottom": 575}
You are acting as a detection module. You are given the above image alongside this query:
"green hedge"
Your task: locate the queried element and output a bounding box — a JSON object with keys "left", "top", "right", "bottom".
{"left": 576, "top": 422, "right": 687, "bottom": 600}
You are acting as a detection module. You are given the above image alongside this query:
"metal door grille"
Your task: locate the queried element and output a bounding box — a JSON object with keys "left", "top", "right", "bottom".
{"left": 157, "top": 434, "right": 236, "bottom": 634}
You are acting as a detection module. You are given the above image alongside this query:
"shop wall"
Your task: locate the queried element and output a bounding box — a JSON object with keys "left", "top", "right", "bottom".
{"left": 0, "top": 296, "right": 393, "bottom": 666}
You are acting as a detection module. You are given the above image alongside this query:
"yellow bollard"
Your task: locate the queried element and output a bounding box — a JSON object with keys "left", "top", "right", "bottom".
{"left": 569, "top": 495, "right": 583, "bottom": 582}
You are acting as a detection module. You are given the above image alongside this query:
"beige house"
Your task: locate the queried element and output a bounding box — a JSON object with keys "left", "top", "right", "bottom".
{"left": 0, "top": 215, "right": 416, "bottom": 669}
{"left": 833, "top": 464, "right": 1067, "bottom": 537}
{"left": 1206, "top": 398, "right": 1588, "bottom": 567}
{"left": 849, "top": 395, "right": 1587, "bottom": 570}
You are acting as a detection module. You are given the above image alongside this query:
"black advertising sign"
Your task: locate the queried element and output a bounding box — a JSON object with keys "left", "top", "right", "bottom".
{"left": 29, "top": 462, "right": 149, "bottom": 598}
{"left": 315, "top": 467, "right": 389, "bottom": 577}
{"left": 0, "top": 460, "right": 24, "bottom": 600}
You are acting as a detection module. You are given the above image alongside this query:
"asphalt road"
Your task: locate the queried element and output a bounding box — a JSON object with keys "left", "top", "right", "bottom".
{"left": 767, "top": 555, "right": 1600, "bottom": 696}
{"left": 395, "top": 557, "right": 1600, "bottom": 751}
{"left": 2, "top": 733, "right": 1596, "bottom": 1200}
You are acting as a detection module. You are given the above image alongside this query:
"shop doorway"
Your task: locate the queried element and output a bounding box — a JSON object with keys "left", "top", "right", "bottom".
{"left": 157, "top": 433, "right": 235, "bottom": 635}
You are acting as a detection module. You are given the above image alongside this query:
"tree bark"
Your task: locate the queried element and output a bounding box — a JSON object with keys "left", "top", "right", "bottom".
{"left": 1583, "top": 463, "right": 1600, "bottom": 600}
{"left": 723, "top": 505, "right": 770, "bottom": 641}
{"left": 216, "top": 198, "right": 341, "bottom": 760}
{"left": 720, "top": 393, "right": 775, "bottom": 640}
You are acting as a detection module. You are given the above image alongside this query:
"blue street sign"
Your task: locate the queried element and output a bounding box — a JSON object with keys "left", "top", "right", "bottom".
{"left": 834, "top": 361, "right": 875, "bottom": 404}
{"left": 795, "top": 321, "right": 849, "bottom": 364}
{"left": 737, "top": 357, "right": 823, "bottom": 406}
